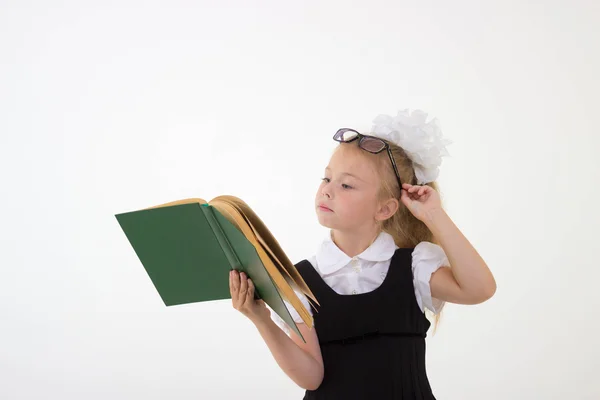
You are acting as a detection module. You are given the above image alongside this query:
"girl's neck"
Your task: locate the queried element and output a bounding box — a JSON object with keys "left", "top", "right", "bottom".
{"left": 330, "top": 227, "right": 381, "bottom": 258}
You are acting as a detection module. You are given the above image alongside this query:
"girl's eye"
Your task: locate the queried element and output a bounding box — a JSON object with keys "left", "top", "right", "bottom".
{"left": 321, "top": 177, "right": 352, "bottom": 189}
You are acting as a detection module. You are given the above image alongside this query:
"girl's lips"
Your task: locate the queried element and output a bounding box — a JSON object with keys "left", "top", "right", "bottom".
{"left": 318, "top": 205, "right": 332, "bottom": 212}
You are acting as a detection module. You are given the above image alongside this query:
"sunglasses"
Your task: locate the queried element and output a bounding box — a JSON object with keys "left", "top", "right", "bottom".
{"left": 333, "top": 128, "right": 403, "bottom": 192}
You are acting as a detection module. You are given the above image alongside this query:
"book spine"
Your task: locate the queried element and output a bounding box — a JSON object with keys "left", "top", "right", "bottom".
{"left": 200, "top": 204, "right": 242, "bottom": 271}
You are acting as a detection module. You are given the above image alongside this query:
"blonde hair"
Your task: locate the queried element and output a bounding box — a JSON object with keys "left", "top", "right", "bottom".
{"left": 337, "top": 139, "right": 443, "bottom": 332}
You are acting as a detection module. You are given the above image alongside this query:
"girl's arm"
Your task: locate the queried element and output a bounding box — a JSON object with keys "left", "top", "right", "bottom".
{"left": 400, "top": 184, "right": 497, "bottom": 304}
{"left": 253, "top": 318, "right": 324, "bottom": 390}
{"left": 425, "top": 208, "right": 497, "bottom": 304}
{"left": 230, "top": 270, "right": 324, "bottom": 390}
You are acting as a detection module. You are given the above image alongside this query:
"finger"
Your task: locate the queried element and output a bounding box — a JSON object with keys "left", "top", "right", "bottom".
{"left": 400, "top": 189, "right": 411, "bottom": 206}
{"left": 247, "top": 278, "right": 255, "bottom": 302}
{"left": 418, "top": 186, "right": 427, "bottom": 196}
{"left": 239, "top": 272, "right": 248, "bottom": 302}
{"left": 230, "top": 270, "right": 239, "bottom": 304}
{"left": 409, "top": 185, "right": 419, "bottom": 193}
{"left": 402, "top": 183, "right": 413, "bottom": 190}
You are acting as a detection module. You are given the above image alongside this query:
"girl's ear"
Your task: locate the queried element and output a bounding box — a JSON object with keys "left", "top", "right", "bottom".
{"left": 375, "top": 197, "right": 399, "bottom": 222}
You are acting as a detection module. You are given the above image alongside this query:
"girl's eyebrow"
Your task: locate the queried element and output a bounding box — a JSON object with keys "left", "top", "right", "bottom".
{"left": 325, "top": 167, "right": 365, "bottom": 182}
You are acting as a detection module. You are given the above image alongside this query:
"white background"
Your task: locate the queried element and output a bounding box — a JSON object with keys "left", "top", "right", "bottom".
{"left": 1, "top": 1, "right": 599, "bottom": 399}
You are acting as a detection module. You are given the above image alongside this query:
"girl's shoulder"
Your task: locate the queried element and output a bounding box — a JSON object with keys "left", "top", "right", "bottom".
{"left": 411, "top": 241, "right": 449, "bottom": 270}
{"left": 293, "top": 256, "right": 319, "bottom": 276}
{"left": 294, "top": 256, "right": 317, "bottom": 269}
{"left": 412, "top": 241, "right": 443, "bottom": 254}
{"left": 393, "top": 241, "right": 445, "bottom": 259}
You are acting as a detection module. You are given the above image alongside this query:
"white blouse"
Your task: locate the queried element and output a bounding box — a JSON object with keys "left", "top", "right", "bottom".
{"left": 270, "top": 230, "right": 450, "bottom": 336}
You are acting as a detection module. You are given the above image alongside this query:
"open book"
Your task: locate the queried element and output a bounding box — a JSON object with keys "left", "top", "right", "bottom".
{"left": 115, "top": 195, "right": 318, "bottom": 342}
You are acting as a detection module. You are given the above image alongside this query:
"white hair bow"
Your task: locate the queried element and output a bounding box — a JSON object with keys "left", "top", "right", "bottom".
{"left": 370, "top": 109, "right": 451, "bottom": 184}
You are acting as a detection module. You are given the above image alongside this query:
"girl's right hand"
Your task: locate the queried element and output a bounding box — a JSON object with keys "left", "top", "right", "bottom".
{"left": 229, "top": 269, "right": 271, "bottom": 324}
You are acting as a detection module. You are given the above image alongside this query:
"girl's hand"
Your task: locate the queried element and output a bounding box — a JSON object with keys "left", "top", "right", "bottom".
{"left": 229, "top": 270, "right": 271, "bottom": 324}
{"left": 400, "top": 183, "right": 443, "bottom": 223}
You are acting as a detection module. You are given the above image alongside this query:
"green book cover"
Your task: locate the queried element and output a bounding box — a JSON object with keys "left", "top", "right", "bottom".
{"left": 115, "top": 201, "right": 305, "bottom": 342}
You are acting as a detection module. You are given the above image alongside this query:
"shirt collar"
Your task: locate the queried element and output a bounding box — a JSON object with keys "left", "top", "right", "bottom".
{"left": 315, "top": 230, "right": 398, "bottom": 275}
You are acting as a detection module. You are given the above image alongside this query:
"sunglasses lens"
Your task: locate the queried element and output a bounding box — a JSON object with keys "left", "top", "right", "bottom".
{"left": 335, "top": 129, "right": 358, "bottom": 142}
{"left": 360, "top": 136, "right": 386, "bottom": 153}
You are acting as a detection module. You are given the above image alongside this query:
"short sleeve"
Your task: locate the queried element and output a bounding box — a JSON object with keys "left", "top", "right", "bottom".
{"left": 412, "top": 241, "right": 450, "bottom": 314}
{"left": 269, "top": 289, "right": 313, "bottom": 336}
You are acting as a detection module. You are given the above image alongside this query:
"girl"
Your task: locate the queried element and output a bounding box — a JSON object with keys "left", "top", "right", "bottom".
{"left": 229, "top": 109, "right": 496, "bottom": 399}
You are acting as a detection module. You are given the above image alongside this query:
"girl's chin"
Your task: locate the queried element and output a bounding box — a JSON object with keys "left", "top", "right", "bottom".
{"left": 316, "top": 214, "right": 339, "bottom": 229}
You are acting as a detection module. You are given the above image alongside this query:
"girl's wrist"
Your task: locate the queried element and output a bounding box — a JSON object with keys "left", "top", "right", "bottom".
{"left": 250, "top": 313, "right": 274, "bottom": 330}
{"left": 422, "top": 207, "right": 448, "bottom": 229}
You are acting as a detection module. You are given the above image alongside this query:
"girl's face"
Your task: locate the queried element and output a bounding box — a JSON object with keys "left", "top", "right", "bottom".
{"left": 314, "top": 146, "right": 381, "bottom": 232}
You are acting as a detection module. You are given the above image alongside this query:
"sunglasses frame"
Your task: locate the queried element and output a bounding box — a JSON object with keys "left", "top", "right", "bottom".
{"left": 333, "top": 128, "right": 403, "bottom": 193}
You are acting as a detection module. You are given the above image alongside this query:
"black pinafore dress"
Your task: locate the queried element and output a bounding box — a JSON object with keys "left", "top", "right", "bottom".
{"left": 296, "top": 247, "right": 437, "bottom": 399}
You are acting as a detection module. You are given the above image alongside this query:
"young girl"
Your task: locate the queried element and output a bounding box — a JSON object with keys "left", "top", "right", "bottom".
{"left": 229, "top": 109, "right": 496, "bottom": 399}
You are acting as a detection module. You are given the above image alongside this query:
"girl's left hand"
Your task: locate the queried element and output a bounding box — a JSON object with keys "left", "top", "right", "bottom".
{"left": 400, "top": 183, "right": 443, "bottom": 223}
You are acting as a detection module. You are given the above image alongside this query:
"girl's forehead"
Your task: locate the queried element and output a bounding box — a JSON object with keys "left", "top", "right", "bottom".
{"left": 326, "top": 148, "right": 377, "bottom": 181}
